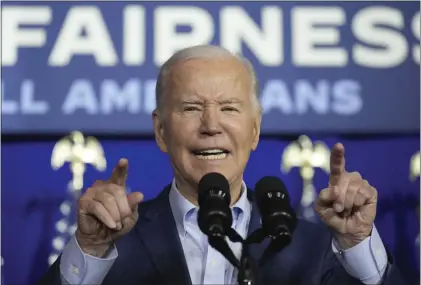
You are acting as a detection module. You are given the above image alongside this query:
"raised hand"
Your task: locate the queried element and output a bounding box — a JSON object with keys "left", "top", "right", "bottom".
{"left": 75, "top": 158, "right": 144, "bottom": 257}
{"left": 314, "top": 143, "right": 377, "bottom": 249}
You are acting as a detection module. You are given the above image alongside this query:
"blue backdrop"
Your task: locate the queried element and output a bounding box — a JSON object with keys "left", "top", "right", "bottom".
{"left": 1, "top": 1, "right": 420, "bottom": 134}
{"left": 1, "top": 136, "right": 420, "bottom": 285}
{"left": 1, "top": 1, "right": 420, "bottom": 285}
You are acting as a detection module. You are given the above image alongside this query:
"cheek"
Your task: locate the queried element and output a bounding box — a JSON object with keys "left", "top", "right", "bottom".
{"left": 225, "top": 121, "right": 255, "bottom": 150}
{"left": 165, "top": 118, "right": 197, "bottom": 151}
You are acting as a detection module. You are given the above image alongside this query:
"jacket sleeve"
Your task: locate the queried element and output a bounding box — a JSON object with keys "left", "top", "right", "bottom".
{"left": 33, "top": 257, "right": 62, "bottom": 285}
{"left": 34, "top": 235, "right": 117, "bottom": 285}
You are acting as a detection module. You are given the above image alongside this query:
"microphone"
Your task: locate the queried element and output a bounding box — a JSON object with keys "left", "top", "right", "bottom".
{"left": 255, "top": 176, "right": 297, "bottom": 251}
{"left": 197, "top": 172, "right": 240, "bottom": 268}
{"left": 197, "top": 172, "right": 232, "bottom": 236}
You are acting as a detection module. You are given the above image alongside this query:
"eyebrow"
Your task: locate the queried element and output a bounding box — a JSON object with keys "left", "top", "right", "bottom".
{"left": 219, "top": 98, "right": 242, "bottom": 104}
{"left": 179, "top": 97, "right": 244, "bottom": 106}
{"left": 180, "top": 99, "right": 203, "bottom": 105}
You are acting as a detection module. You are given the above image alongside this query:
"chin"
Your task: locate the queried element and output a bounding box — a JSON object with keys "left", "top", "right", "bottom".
{"left": 198, "top": 166, "right": 231, "bottom": 177}
{"left": 188, "top": 168, "right": 227, "bottom": 184}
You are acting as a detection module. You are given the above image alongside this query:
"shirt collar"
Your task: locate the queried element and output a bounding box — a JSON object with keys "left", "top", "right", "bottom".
{"left": 169, "top": 179, "right": 249, "bottom": 236}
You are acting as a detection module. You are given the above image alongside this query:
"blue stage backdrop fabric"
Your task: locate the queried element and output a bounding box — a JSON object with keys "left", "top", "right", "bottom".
{"left": 1, "top": 136, "right": 419, "bottom": 285}
{"left": 2, "top": 1, "right": 420, "bottom": 135}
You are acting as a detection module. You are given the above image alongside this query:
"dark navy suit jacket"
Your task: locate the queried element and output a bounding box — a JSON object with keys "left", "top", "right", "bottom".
{"left": 37, "top": 186, "right": 408, "bottom": 285}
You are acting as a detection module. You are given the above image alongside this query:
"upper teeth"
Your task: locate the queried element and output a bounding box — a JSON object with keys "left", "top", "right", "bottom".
{"left": 198, "top": 149, "right": 224, "bottom": 154}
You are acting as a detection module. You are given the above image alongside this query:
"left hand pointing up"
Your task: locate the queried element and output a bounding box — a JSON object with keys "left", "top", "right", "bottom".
{"left": 315, "top": 143, "right": 378, "bottom": 249}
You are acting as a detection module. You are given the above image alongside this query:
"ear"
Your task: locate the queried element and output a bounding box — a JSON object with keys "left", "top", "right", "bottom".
{"left": 251, "top": 112, "right": 261, "bottom": 151}
{"left": 152, "top": 109, "right": 168, "bottom": 153}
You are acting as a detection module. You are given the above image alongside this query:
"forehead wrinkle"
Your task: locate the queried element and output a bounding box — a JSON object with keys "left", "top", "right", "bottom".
{"left": 173, "top": 75, "right": 245, "bottom": 101}
{"left": 171, "top": 57, "right": 248, "bottom": 84}
{"left": 165, "top": 57, "right": 253, "bottom": 105}
{"left": 198, "top": 73, "right": 250, "bottom": 99}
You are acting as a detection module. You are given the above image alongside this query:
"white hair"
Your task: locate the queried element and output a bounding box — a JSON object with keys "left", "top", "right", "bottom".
{"left": 155, "top": 45, "right": 260, "bottom": 113}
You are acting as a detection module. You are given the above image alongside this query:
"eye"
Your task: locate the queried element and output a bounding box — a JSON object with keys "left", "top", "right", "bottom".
{"left": 221, "top": 106, "right": 239, "bottom": 112}
{"left": 183, "top": 106, "right": 200, "bottom": 112}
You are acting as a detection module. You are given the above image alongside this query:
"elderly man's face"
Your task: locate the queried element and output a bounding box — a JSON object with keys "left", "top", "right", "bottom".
{"left": 153, "top": 57, "right": 261, "bottom": 189}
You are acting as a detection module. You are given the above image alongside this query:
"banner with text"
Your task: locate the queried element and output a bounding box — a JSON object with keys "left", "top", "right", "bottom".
{"left": 1, "top": 1, "right": 420, "bottom": 134}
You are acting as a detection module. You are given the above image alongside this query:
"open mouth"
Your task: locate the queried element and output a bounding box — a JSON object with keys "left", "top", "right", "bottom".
{"left": 192, "top": 148, "right": 230, "bottom": 160}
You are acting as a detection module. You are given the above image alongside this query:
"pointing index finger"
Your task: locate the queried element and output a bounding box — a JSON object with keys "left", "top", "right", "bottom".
{"left": 109, "top": 158, "right": 129, "bottom": 186}
{"left": 329, "top": 143, "right": 345, "bottom": 186}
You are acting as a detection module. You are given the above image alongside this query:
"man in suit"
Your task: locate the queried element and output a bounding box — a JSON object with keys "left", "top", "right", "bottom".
{"left": 37, "top": 45, "right": 408, "bottom": 285}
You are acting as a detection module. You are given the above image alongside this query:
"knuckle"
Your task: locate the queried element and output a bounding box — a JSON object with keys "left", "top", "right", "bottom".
{"left": 114, "top": 186, "right": 126, "bottom": 197}
{"left": 79, "top": 198, "right": 96, "bottom": 214}
{"left": 360, "top": 188, "right": 371, "bottom": 199}
{"left": 350, "top": 182, "right": 362, "bottom": 193}
{"left": 78, "top": 194, "right": 91, "bottom": 208}
{"left": 103, "top": 183, "right": 124, "bottom": 196}
{"left": 95, "top": 191, "right": 114, "bottom": 204}
{"left": 370, "top": 186, "right": 378, "bottom": 196}
{"left": 362, "top": 192, "right": 371, "bottom": 201}
{"left": 103, "top": 193, "right": 115, "bottom": 204}
{"left": 358, "top": 193, "right": 367, "bottom": 204}
{"left": 362, "top": 180, "right": 370, "bottom": 188}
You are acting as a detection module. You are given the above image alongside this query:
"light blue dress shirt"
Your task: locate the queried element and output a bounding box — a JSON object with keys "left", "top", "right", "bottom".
{"left": 60, "top": 181, "right": 388, "bottom": 285}
{"left": 168, "top": 180, "right": 251, "bottom": 284}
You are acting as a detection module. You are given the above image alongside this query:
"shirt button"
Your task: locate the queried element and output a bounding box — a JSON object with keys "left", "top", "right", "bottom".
{"left": 71, "top": 264, "right": 79, "bottom": 275}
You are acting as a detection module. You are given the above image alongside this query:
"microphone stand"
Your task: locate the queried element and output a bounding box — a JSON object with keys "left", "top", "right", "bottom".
{"left": 208, "top": 234, "right": 240, "bottom": 269}
{"left": 202, "top": 216, "right": 257, "bottom": 284}
{"left": 237, "top": 243, "right": 255, "bottom": 285}
{"left": 211, "top": 227, "right": 292, "bottom": 285}
{"left": 226, "top": 228, "right": 256, "bottom": 285}
{"left": 209, "top": 224, "right": 294, "bottom": 285}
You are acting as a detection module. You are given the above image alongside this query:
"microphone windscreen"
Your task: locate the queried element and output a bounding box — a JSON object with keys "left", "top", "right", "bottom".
{"left": 254, "top": 176, "right": 290, "bottom": 209}
{"left": 198, "top": 172, "right": 230, "bottom": 204}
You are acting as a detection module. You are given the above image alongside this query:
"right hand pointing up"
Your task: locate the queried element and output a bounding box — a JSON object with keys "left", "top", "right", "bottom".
{"left": 75, "top": 158, "right": 144, "bottom": 257}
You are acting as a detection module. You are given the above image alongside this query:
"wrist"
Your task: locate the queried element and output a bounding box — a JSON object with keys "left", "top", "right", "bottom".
{"left": 335, "top": 236, "right": 363, "bottom": 249}
{"left": 75, "top": 231, "right": 113, "bottom": 258}
{"left": 80, "top": 244, "right": 112, "bottom": 258}
{"left": 334, "top": 227, "right": 373, "bottom": 250}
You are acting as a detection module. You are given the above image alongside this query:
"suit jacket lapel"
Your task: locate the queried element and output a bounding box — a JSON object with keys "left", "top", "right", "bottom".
{"left": 132, "top": 186, "right": 269, "bottom": 285}
{"left": 134, "top": 186, "right": 192, "bottom": 285}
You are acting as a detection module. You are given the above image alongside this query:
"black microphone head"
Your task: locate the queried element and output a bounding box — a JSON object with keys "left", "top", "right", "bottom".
{"left": 197, "top": 172, "right": 232, "bottom": 237}
{"left": 254, "top": 176, "right": 297, "bottom": 247}
{"left": 198, "top": 172, "right": 230, "bottom": 206}
{"left": 255, "top": 176, "right": 290, "bottom": 210}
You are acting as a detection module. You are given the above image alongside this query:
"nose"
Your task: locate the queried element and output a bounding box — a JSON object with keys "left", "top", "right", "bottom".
{"left": 199, "top": 106, "right": 222, "bottom": 136}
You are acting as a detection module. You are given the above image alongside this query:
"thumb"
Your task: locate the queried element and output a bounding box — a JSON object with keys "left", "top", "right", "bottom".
{"left": 127, "top": 192, "right": 144, "bottom": 211}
